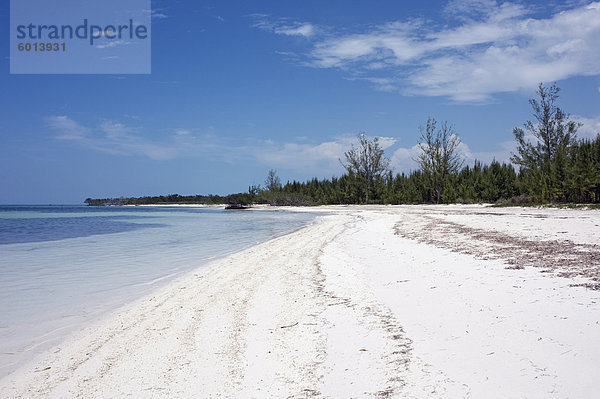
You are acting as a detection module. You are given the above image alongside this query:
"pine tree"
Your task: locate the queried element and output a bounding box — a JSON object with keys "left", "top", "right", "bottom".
{"left": 341, "top": 134, "right": 390, "bottom": 204}
{"left": 416, "top": 118, "right": 464, "bottom": 203}
{"left": 511, "top": 83, "right": 580, "bottom": 202}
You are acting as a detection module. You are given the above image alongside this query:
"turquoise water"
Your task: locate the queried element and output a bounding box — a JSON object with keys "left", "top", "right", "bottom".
{"left": 0, "top": 205, "right": 317, "bottom": 377}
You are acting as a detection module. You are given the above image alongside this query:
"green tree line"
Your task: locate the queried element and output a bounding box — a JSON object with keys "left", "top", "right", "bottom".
{"left": 256, "top": 133, "right": 598, "bottom": 206}
{"left": 86, "top": 134, "right": 600, "bottom": 207}
{"left": 86, "top": 83, "right": 600, "bottom": 207}
{"left": 84, "top": 192, "right": 254, "bottom": 206}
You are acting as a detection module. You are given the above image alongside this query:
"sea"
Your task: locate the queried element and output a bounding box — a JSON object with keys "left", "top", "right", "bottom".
{"left": 0, "top": 205, "right": 317, "bottom": 378}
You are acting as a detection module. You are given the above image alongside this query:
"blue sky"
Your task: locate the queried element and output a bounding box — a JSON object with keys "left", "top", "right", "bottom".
{"left": 1, "top": 0, "right": 600, "bottom": 204}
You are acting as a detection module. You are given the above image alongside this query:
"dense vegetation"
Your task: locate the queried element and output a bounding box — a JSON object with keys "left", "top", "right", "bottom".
{"left": 86, "top": 84, "right": 600, "bottom": 207}
{"left": 256, "top": 142, "right": 597, "bottom": 206}
{"left": 84, "top": 193, "right": 254, "bottom": 207}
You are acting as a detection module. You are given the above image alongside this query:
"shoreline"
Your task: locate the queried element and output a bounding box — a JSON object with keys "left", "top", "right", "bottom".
{"left": 2, "top": 205, "right": 599, "bottom": 397}
{"left": 0, "top": 206, "right": 318, "bottom": 381}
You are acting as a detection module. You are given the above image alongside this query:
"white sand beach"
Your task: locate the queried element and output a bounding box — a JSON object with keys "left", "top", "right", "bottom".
{"left": 1, "top": 205, "right": 599, "bottom": 398}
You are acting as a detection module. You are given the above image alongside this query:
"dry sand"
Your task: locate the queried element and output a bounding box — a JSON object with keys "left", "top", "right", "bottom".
{"left": 1, "top": 205, "right": 599, "bottom": 398}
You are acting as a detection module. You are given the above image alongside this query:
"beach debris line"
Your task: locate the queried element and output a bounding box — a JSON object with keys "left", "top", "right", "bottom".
{"left": 394, "top": 214, "right": 600, "bottom": 290}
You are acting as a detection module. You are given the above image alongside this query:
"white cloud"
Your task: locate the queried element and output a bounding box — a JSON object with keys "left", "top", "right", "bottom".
{"left": 455, "top": 140, "right": 516, "bottom": 165}
{"left": 253, "top": 134, "right": 396, "bottom": 176}
{"left": 376, "top": 136, "right": 397, "bottom": 149}
{"left": 389, "top": 136, "right": 517, "bottom": 173}
{"left": 251, "top": 14, "right": 316, "bottom": 38}
{"left": 96, "top": 40, "right": 132, "bottom": 49}
{"left": 174, "top": 129, "right": 192, "bottom": 136}
{"left": 444, "top": 0, "right": 499, "bottom": 18}
{"left": 274, "top": 23, "right": 315, "bottom": 37}
{"left": 252, "top": 132, "right": 522, "bottom": 176}
{"left": 46, "top": 116, "right": 89, "bottom": 139}
{"left": 47, "top": 117, "right": 394, "bottom": 173}
{"left": 255, "top": 139, "right": 346, "bottom": 174}
{"left": 144, "top": 9, "right": 167, "bottom": 19}
{"left": 48, "top": 116, "right": 178, "bottom": 160}
{"left": 48, "top": 115, "right": 541, "bottom": 175}
{"left": 390, "top": 145, "right": 420, "bottom": 172}
{"left": 573, "top": 115, "right": 600, "bottom": 139}
{"left": 258, "top": 1, "right": 600, "bottom": 102}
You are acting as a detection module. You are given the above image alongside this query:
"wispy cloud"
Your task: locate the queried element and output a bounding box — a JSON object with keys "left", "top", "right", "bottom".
{"left": 250, "top": 14, "right": 317, "bottom": 38}
{"left": 47, "top": 116, "right": 178, "bottom": 160}
{"left": 47, "top": 116, "right": 90, "bottom": 140}
{"left": 152, "top": 12, "right": 168, "bottom": 19}
{"left": 255, "top": 1, "right": 600, "bottom": 102}
{"left": 47, "top": 116, "right": 402, "bottom": 175}
{"left": 49, "top": 115, "right": 554, "bottom": 174}
{"left": 144, "top": 8, "right": 168, "bottom": 19}
{"left": 48, "top": 113, "right": 596, "bottom": 175}
{"left": 96, "top": 40, "right": 132, "bottom": 49}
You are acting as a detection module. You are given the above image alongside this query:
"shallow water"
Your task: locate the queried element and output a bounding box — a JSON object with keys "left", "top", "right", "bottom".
{"left": 0, "top": 205, "right": 317, "bottom": 377}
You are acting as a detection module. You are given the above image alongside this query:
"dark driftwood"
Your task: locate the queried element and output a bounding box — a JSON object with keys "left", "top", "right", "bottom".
{"left": 225, "top": 203, "right": 250, "bottom": 210}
